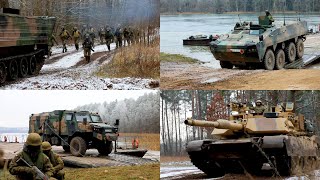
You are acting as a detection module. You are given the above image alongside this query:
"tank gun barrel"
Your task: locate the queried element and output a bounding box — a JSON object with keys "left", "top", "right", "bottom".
{"left": 184, "top": 119, "right": 243, "bottom": 131}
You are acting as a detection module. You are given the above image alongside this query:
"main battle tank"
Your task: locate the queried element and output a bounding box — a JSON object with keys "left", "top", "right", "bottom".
{"left": 185, "top": 102, "right": 320, "bottom": 177}
{"left": 210, "top": 16, "right": 308, "bottom": 70}
{"left": 0, "top": 8, "right": 56, "bottom": 84}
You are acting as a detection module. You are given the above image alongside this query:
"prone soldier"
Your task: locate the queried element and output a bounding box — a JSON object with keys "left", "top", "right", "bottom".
{"left": 72, "top": 27, "right": 81, "bottom": 51}
{"left": 42, "top": 142, "right": 65, "bottom": 180}
{"left": 82, "top": 34, "right": 94, "bottom": 63}
{"left": 59, "top": 27, "right": 71, "bottom": 53}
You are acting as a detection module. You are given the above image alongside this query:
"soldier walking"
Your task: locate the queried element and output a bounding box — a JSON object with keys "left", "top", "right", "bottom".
{"left": 114, "top": 26, "right": 123, "bottom": 48}
{"left": 9, "top": 133, "right": 55, "bottom": 180}
{"left": 98, "top": 27, "right": 106, "bottom": 44}
{"left": 82, "top": 34, "right": 94, "bottom": 63}
{"left": 89, "top": 26, "right": 96, "bottom": 48}
{"left": 123, "top": 27, "right": 130, "bottom": 46}
{"left": 105, "top": 28, "right": 114, "bottom": 51}
{"left": 42, "top": 142, "right": 65, "bottom": 180}
{"left": 72, "top": 27, "right": 81, "bottom": 51}
{"left": 59, "top": 27, "right": 71, "bottom": 53}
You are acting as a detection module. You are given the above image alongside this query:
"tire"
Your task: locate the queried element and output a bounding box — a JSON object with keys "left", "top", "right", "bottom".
{"left": 296, "top": 39, "right": 304, "bottom": 59}
{"left": 285, "top": 42, "right": 296, "bottom": 63}
{"left": 29, "top": 56, "right": 37, "bottom": 75}
{"left": 70, "top": 137, "right": 87, "bottom": 157}
{"left": 220, "top": 61, "right": 233, "bottom": 69}
{"left": 0, "top": 62, "right": 7, "bottom": 84}
{"left": 275, "top": 49, "right": 285, "bottom": 70}
{"left": 19, "top": 57, "right": 29, "bottom": 78}
{"left": 263, "top": 49, "right": 275, "bottom": 70}
{"left": 97, "top": 141, "right": 113, "bottom": 156}
{"left": 63, "top": 145, "right": 70, "bottom": 152}
{"left": 8, "top": 59, "right": 18, "bottom": 80}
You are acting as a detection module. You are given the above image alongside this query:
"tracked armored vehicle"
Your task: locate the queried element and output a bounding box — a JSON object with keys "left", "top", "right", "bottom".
{"left": 29, "top": 110, "right": 119, "bottom": 157}
{"left": 185, "top": 102, "right": 320, "bottom": 177}
{"left": 0, "top": 8, "right": 56, "bottom": 84}
{"left": 210, "top": 16, "right": 308, "bottom": 70}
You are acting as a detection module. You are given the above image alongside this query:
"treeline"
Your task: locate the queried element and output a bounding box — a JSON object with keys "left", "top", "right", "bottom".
{"left": 160, "top": 0, "right": 320, "bottom": 14}
{"left": 75, "top": 92, "right": 160, "bottom": 134}
{"left": 160, "top": 90, "right": 320, "bottom": 156}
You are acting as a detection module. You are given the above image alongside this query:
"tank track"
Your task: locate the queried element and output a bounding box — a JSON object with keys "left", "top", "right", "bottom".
{"left": 0, "top": 49, "right": 45, "bottom": 86}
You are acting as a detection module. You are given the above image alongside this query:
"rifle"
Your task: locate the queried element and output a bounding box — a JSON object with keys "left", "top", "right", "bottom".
{"left": 90, "top": 47, "right": 95, "bottom": 52}
{"left": 16, "top": 157, "right": 49, "bottom": 180}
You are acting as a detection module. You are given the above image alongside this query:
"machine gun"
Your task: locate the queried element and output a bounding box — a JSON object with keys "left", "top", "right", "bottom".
{"left": 16, "top": 157, "right": 49, "bottom": 180}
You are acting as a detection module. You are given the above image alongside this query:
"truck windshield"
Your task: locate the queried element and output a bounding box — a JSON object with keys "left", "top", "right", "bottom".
{"left": 75, "top": 113, "right": 91, "bottom": 122}
{"left": 91, "top": 115, "right": 103, "bottom": 123}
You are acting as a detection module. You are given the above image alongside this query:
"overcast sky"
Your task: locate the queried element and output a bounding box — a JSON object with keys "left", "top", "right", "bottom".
{"left": 0, "top": 90, "right": 156, "bottom": 128}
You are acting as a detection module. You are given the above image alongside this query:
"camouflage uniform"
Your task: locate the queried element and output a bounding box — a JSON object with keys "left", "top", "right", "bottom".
{"left": 72, "top": 27, "right": 81, "bottom": 51}
{"left": 82, "top": 35, "right": 94, "bottom": 62}
{"left": 250, "top": 100, "right": 266, "bottom": 115}
{"left": 98, "top": 28, "right": 106, "bottom": 44}
{"left": 114, "top": 27, "right": 123, "bottom": 48}
{"left": 266, "top": 10, "right": 274, "bottom": 25}
{"left": 59, "top": 28, "right": 71, "bottom": 53}
{"left": 42, "top": 142, "right": 65, "bottom": 180}
{"left": 9, "top": 133, "right": 54, "bottom": 180}
{"left": 105, "top": 28, "right": 114, "bottom": 51}
{"left": 123, "top": 28, "right": 130, "bottom": 46}
{"left": 89, "top": 27, "right": 96, "bottom": 48}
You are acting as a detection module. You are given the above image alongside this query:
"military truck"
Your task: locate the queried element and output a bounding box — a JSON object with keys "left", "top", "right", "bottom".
{"left": 0, "top": 8, "right": 56, "bottom": 84}
{"left": 185, "top": 102, "right": 319, "bottom": 177}
{"left": 210, "top": 16, "right": 308, "bottom": 70}
{"left": 29, "top": 110, "right": 119, "bottom": 157}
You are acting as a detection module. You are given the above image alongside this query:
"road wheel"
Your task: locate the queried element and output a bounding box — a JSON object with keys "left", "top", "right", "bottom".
{"left": 220, "top": 61, "right": 233, "bottom": 69}
{"left": 19, "top": 57, "right": 29, "bottom": 77}
{"left": 285, "top": 42, "right": 296, "bottom": 63}
{"left": 97, "top": 141, "right": 113, "bottom": 156}
{"left": 0, "top": 62, "right": 7, "bottom": 84}
{"left": 8, "top": 59, "right": 18, "bottom": 80}
{"left": 70, "top": 137, "right": 87, "bottom": 157}
{"left": 29, "top": 56, "right": 37, "bottom": 75}
{"left": 275, "top": 49, "right": 285, "bottom": 70}
{"left": 63, "top": 145, "right": 70, "bottom": 152}
{"left": 264, "top": 49, "right": 275, "bottom": 70}
{"left": 296, "top": 39, "right": 304, "bottom": 59}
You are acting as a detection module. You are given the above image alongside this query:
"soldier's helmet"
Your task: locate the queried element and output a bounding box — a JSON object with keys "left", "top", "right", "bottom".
{"left": 265, "top": 10, "right": 270, "bottom": 15}
{"left": 74, "top": 27, "right": 78, "bottom": 30}
{"left": 26, "top": 133, "right": 42, "bottom": 146}
{"left": 42, "top": 141, "right": 52, "bottom": 151}
{"left": 256, "top": 100, "right": 262, "bottom": 104}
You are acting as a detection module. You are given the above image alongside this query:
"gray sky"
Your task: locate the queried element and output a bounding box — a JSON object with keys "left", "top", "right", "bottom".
{"left": 0, "top": 90, "right": 156, "bottom": 128}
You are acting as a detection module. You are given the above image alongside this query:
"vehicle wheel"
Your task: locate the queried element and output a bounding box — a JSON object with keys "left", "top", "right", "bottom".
{"left": 285, "top": 42, "right": 296, "bottom": 63}
{"left": 70, "top": 137, "right": 87, "bottom": 157}
{"left": 8, "top": 59, "right": 18, "bottom": 80}
{"left": 0, "top": 62, "right": 7, "bottom": 84}
{"left": 29, "top": 56, "right": 37, "bottom": 75}
{"left": 19, "top": 57, "right": 29, "bottom": 77}
{"left": 220, "top": 61, "right": 233, "bottom": 69}
{"left": 97, "top": 141, "right": 113, "bottom": 156}
{"left": 296, "top": 39, "right": 304, "bottom": 59}
{"left": 63, "top": 145, "right": 70, "bottom": 152}
{"left": 263, "top": 49, "right": 275, "bottom": 70}
{"left": 275, "top": 49, "right": 285, "bottom": 70}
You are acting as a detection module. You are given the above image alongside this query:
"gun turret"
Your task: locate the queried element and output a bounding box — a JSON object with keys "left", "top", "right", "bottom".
{"left": 184, "top": 118, "right": 243, "bottom": 131}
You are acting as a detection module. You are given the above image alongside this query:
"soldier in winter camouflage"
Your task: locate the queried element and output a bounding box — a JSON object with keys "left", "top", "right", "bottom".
{"left": 72, "top": 27, "right": 81, "bottom": 51}
{"left": 42, "top": 142, "right": 65, "bottom": 180}
{"left": 59, "top": 27, "right": 71, "bottom": 53}
{"left": 82, "top": 34, "right": 94, "bottom": 62}
{"left": 9, "top": 133, "right": 54, "bottom": 180}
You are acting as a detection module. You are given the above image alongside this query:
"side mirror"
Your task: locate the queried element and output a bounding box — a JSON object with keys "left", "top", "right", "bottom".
{"left": 83, "top": 118, "right": 87, "bottom": 124}
{"left": 115, "top": 119, "right": 119, "bottom": 126}
{"left": 259, "top": 35, "right": 264, "bottom": 41}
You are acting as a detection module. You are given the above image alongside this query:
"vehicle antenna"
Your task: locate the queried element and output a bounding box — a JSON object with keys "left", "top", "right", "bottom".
{"left": 298, "top": 0, "right": 301, "bottom": 21}
{"left": 283, "top": 1, "right": 286, "bottom": 26}
{"left": 238, "top": 14, "right": 242, "bottom": 25}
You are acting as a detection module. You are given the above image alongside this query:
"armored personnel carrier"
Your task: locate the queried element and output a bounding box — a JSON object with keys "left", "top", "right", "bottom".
{"left": 185, "top": 102, "right": 319, "bottom": 177}
{"left": 210, "top": 16, "right": 308, "bottom": 70}
{"left": 0, "top": 8, "right": 56, "bottom": 84}
{"left": 29, "top": 110, "right": 119, "bottom": 157}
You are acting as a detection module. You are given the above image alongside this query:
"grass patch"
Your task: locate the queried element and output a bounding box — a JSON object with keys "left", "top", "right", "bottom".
{"left": 97, "top": 38, "right": 160, "bottom": 79}
{"left": 119, "top": 133, "right": 160, "bottom": 151}
{"left": 160, "top": 156, "right": 190, "bottom": 163}
{"left": 1, "top": 164, "right": 160, "bottom": 180}
{"left": 160, "top": 53, "right": 199, "bottom": 63}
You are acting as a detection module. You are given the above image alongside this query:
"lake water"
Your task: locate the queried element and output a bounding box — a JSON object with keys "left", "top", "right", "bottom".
{"left": 160, "top": 13, "right": 320, "bottom": 68}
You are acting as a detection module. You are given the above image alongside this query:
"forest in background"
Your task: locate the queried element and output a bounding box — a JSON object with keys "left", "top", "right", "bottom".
{"left": 160, "top": 90, "right": 320, "bottom": 156}
{"left": 75, "top": 92, "right": 160, "bottom": 134}
{"left": 160, "top": 0, "right": 320, "bottom": 14}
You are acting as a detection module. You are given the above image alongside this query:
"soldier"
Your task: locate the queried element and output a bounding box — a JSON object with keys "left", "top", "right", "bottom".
{"left": 59, "top": 27, "right": 71, "bottom": 53}
{"left": 72, "top": 27, "right": 81, "bottom": 51}
{"left": 9, "top": 133, "right": 54, "bottom": 180}
{"left": 114, "top": 26, "right": 123, "bottom": 48}
{"left": 123, "top": 27, "right": 130, "bottom": 46}
{"left": 82, "top": 34, "right": 94, "bottom": 63}
{"left": 265, "top": 10, "right": 274, "bottom": 25}
{"left": 105, "top": 28, "right": 114, "bottom": 51}
{"left": 250, "top": 100, "right": 267, "bottom": 115}
{"left": 42, "top": 142, "right": 65, "bottom": 180}
{"left": 89, "top": 26, "right": 96, "bottom": 48}
{"left": 98, "top": 27, "right": 106, "bottom": 45}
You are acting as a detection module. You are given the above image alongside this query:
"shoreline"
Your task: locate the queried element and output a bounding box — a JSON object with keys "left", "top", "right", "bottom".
{"left": 160, "top": 11, "right": 320, "bottom": 15}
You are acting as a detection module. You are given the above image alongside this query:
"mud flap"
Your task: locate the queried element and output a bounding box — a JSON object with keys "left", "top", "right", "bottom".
{"left": 256, "top": 42, "right": 266, "bottom": 62}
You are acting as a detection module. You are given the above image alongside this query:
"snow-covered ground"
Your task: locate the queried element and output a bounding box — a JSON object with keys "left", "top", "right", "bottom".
{"left": 3, "top": 43, "right": 159, "bottom": 90}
